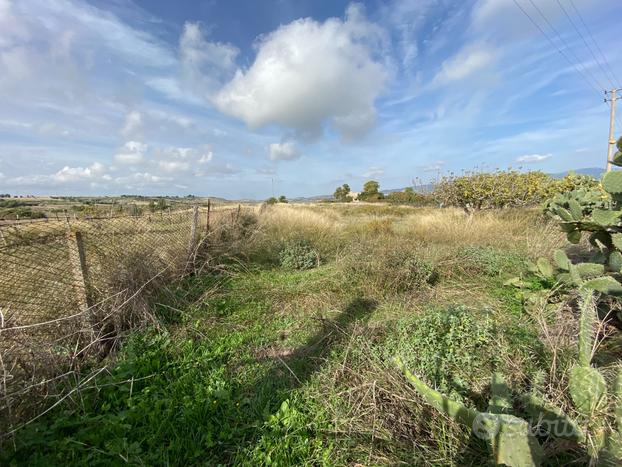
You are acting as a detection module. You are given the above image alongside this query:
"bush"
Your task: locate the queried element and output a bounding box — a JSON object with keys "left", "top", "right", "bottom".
{"left": 434, "top": 170, "right": 600, "bottom": 210}
{"left": 279, "top": 240, "right": 320, "bottom": 270}
{"left": 384, "top": 306, "right": 496, "bottom": 395}
{"left": 458, "top": 245, "right": 526, "bottom": 276}
{"left": 342, "top": 242, "right": 438, "bottom": 293}
{"left": 385, "top": 188, "right": 434, "bottom": 206}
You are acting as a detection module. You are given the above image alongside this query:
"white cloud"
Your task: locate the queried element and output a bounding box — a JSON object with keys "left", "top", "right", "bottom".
{"left": 114, "top": 172, "right": 171, "bottom": 188}
{"left": 199, "top": 151, "right": 213, "bottom": 164}
{"left": 433, "top": 42, "right": 495, "bottom": 85}
{"left": 0, "top": 0, "right": 29, "bottom": 48}
{"left": 158, "top": 160, "right": 189, "bottom": 172}
{"left": 114, "top": 141, "right": 148, "bottom": 165}
{"left": 180, "top": 22, "right": 239, "bottom": 94}
{"left": 213, "top": 4, "right": 388, "bottom": 140}
{"left": 53, "top": 162, "right": 107, "bottom": 182}
{"left": 516, "top": 153, "right": 552, "bottom": 163}
{"left": 4, "top": 161, "right": 110, "bottom": 186}
{"left": 362, "top": 166, "right": 384, "bottom": 178}
{"left": 418, "top": 161, "right": 445, "bottom": 172}
{"left": 122, "top": 111, "right": 143, "bottom": 138}
{"left": 269, "top": 142, "right": 301, "bottom": 161}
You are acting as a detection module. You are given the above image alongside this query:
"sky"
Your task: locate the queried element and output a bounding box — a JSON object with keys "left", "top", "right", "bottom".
{"left": 0, "top": 0, "right": 621, "bottom": 199}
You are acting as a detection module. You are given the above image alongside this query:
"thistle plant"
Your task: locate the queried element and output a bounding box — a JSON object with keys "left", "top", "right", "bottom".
{"left": 396, "top": 289, "right": 622, "bottom": 466}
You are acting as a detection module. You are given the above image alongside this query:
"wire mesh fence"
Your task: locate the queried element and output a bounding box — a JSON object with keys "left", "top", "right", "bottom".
{"left": 0, "top": 203, "right": 256, "bottom": 437}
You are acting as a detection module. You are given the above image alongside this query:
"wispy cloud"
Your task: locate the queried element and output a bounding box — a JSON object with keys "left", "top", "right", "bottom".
{"left": 516, "top": 153, "right": 552, "bottom": 163}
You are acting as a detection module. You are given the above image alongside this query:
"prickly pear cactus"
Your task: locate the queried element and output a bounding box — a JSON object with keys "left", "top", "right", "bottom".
{"left": 396, "top": 289, "right": 622, "bottom": 465}
{"left": 395, "top": 358, "right": 544, "bottom": 466}
{"left": 542, "top": 148, "right": 622, "bottom": 297}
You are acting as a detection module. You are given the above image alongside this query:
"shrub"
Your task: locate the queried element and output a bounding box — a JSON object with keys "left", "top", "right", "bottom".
{"left": 342, "top": 242, "right": 438, "bottom": 293}
{"left": 434, "top": 170, "right": 600, "bottom": 211}
{"left": 278, "top": 240, "right": 320, "bottom": 270}
{"left": 458, "top": 245, "right": 526, "bottom": 276}
{"left": 386, "top": 188, "right": 434, "bottom": 206}
{"left": 358, "top": 180, "right": 384, "bottom": 201}
{"left": 386, "top": 306, "right": 495, "bottom": 395}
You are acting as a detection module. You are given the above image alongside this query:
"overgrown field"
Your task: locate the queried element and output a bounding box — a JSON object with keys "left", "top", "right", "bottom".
{"left": 3, "top": 203, "right": 619, "bottom": 465}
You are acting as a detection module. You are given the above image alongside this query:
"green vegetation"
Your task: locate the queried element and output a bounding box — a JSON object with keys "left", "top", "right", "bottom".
{"left": 278, "top": 239, "right": 320, "bottom": 270}
{"left": 333, "top": 183, "right": 352, "bottom": 202}
{"left": 435, "top": 170, "right": 600, "bottom": 210}
{"left": 3, "top": 198, "right": 622, "bottom": 466}
{"left": 358, "top": 179, "right": 384, "bottom": 201}
{"left": 396, "top": 287, "right": 622, "bottom": 466}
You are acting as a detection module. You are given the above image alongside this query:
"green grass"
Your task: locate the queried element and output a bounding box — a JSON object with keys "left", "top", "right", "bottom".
{"left": 4, "top": 206, "right": 589, "bottom": 466}
{"left": 4, "top": 259, "right": 553, "bottom": 465}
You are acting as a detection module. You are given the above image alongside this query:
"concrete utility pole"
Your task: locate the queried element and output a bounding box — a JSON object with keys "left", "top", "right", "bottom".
{"left": 605, "top": 88, "right": 620, "bottom": 172}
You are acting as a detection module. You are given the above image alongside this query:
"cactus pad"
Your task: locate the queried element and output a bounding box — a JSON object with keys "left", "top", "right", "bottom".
{"left": 536, "top": 258, "right": 554, "bottom": 279}
{"left": 488, "top": 373, "right": 513, "bottom": 414}
{"left": 609, "top": 251, "right": 622, "bottom": 272}
{"left": 577, "top": 289, "right": 595, "bottom": 367}
{"left": 522, "top": 393, "right": 584, "bottom": 442}
{"left": 602, "top": 171, "right": 622, "bottom": 194}
{"left": 567, "top": 230, "right": 582, "bottom": 244}
{"left": 568, "top": 199, "right": 583, "bottom": 220}
{"left": 569, "top": 366, "right": 607, "bottom": 416}
{"left": 592, "top": 209, "right": 622, "bottom": 226}
{"left": 553, "top": 249, "right": 570, "bottom": 271}
{"left": 582, "top": 276, "right": 622, "bottom": 295}
{"left": 575, "top": 263, "right": 605, "bottom": 279}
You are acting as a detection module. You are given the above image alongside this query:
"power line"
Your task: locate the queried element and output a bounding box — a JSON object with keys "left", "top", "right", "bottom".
{"left": 555, "top": 0, "right": 616, "bottom": 89}
{"left": 567, "top": 0, "right": 621, "bottom": 87}
{"left": 511, "top": 0, "right": 603, "bottom": 98}
{"left": 526, "top": 0, "right": 608, "bottom": 91}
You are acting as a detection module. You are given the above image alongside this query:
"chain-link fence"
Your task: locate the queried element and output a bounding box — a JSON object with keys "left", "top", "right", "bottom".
{"left": 0, "top": 203, "right": 256, "bottom": 437}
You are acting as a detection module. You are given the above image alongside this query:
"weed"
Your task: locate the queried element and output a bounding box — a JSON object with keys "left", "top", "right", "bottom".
{"left": 458, "top": 245, "right": 526, "bottom": 276}
{"left": 279, "top": 240, "right": 320, "bottom": 270}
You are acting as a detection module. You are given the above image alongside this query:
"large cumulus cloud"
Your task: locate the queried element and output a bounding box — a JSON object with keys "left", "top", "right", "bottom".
{"left": 211, "top": 4, "right": 389, "bottom": 141}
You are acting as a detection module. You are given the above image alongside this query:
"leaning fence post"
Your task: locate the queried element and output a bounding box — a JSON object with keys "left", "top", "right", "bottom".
{"left": 206, "top": 198, "right": 211, "bottom": 234}
{"left": 187, "top": 206, "right": 199, "bottom": 270}
{"left": 67, "top": 230, "right": 92, "bottom": 313}
{"left": 67, "top": 229, "right": 94, "bottom": 354}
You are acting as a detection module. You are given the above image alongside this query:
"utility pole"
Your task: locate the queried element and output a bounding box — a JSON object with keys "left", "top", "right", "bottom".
{"left": 605, "top": 88, "right": 620, "bottom": 172}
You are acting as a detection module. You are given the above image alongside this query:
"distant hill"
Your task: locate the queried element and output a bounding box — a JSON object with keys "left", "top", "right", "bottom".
{"left": 549, "top": 167, "right": 604, "bottom": 179}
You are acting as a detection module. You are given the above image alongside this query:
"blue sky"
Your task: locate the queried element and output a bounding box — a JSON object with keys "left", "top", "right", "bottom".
{"left": 0, "top": 0, "right": 621, "bottom": 198}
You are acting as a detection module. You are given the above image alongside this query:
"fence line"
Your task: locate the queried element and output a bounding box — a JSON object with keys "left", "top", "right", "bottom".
{"left": 0, "top": 202, "right": 253, "bottom": 438}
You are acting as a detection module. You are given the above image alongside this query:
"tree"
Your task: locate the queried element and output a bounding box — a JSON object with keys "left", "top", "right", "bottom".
{"left": 155, "top": 198, "right": 168, "bottom": 211}
{"left": 278, "top": 195, "right": 288, "bottom": 203}
{"left": 266, "top": 197, "right": 278, "bottom": 205}
{"left": 333, "top": 183, "right": 351, "bottom": 202}
{"left": 359, "top": 180, "right": 384, "bottom": 201}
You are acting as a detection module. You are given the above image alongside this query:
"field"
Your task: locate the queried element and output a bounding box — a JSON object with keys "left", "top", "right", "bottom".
{"left": 5, "top": 201, "right": 611, "bottom": 465}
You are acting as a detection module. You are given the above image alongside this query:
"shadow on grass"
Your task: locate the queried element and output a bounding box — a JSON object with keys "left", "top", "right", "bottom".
{"left": 2, "top": 284, "right": 376, "bottom": 466}
{"left": 241, "top": 297, "right": 376, "bottom": 405}
{"left": 204, "top": 296, "right": 377, "bottom": 463}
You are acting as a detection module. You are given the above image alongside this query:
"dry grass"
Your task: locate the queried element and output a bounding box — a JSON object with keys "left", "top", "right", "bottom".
{"left": 3, "top": 202, "right": 591, "bottom": 465}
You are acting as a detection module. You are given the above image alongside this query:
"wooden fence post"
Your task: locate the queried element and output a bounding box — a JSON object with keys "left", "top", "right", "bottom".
{"left": 187, "top": 206, "right": 199, "bottom": 269}
{"left": 206, "top": 199, "right": 211, "bottom": 234}
{"left": 67, "top": 230, "right": 92, "bottom": 314}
